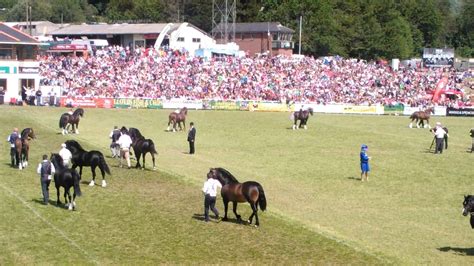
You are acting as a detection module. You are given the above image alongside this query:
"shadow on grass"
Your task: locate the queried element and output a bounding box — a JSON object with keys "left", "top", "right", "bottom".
{"left": 31, "top": 198, "right": 63, "bottom": 208}
{"left": 347, "top": 176, "right": 361, "bottom": 181}
{"left": 192, "top": 213, "right": 246, "bottom": 225}
{"left": 438, "top": 246, "right": 474, "bottom": 256}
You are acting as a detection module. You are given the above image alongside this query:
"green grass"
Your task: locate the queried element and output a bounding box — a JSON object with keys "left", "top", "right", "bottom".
{"left": 0, "top": 105, "right": 472, "bottom": 264}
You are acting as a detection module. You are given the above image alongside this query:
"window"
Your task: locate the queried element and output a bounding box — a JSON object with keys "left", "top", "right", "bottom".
{"left": 192, "top": 38, "right": 201, "bottom": 43}
{"left": 0, "top": 48, "right": 13, "bottom": 59}
{"left": 177, "top": 37, "right": 185, "bottom": 42}
{"left": 17, "top": 45, "right": 36, "bottom": 60}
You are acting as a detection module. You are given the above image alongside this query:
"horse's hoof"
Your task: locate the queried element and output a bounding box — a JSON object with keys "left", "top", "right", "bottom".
{"left": 68, "top": 204, "right": 73, "bottom": 211}
{"left": 247, "top": 220, "right": 251, "bottom": 224}
{"left": 89, "top": 180, "right": 95, "bottom": 187}
{"left": 222, "top": 217, "right": 228, "bottom": 222}
{"left": 153, "top": 167, "right": 156, "bottom": 171}
{"left": 101, "top": 180, "right": 107, "bottom": 188}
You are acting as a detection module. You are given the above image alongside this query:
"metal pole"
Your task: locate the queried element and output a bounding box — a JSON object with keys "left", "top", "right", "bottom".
{"left": 299, "top": 15, "right": 302, "bottom": 55}
{"left": 29, "top": 5, "right": 32, "bottom": 36}
{"left": 25, "top": 2, "right": 28, "bottom": 34}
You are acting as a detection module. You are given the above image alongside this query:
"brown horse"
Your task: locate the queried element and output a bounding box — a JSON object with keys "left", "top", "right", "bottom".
{"left": 167, "top": 107, "right": 188, "bottom": 132}
{"left": 207, "top": 167, "right": 267, "bottom": 227}
{"left": 291, "top": 107, "right": 314, "bottom": 130}
{"left": 13, "top": 128, "right": 35, "bottom": 170}
{"left": 409, "top": 107, "right": 434, "bottom": 128}
{"left": 59, "top": 108, "right": 84, "bottom": 135}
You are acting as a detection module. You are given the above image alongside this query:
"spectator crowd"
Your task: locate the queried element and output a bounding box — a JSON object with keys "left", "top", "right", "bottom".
{"left": 39, "top": 46, "right": 472, "bottom": 107}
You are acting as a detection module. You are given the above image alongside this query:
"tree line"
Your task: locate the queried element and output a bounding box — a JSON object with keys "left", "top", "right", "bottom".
{"left": 0, "top": 0, "right": 472, "bottom": 59}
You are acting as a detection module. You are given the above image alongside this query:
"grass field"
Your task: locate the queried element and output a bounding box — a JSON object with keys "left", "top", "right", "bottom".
{"left": 0, "top": 105, "right": 472, "bottom": 264}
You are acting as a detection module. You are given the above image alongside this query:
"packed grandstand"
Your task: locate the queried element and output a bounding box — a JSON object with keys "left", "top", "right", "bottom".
{"left": 38, "top": 46, "right": 472, "bottom": 107}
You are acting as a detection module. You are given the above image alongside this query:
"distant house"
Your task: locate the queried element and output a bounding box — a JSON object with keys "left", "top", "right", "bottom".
{"left": 212, "top": 22, "right": 295, "bottom": 56}
{"left": 49, "top": 22, "right": 215, "bottom": 56}
{"left": 5, "top": 21, "right": 61, "bottom": 38}
{"left": 0, "top": 23, "right": 41, "bottom": 104}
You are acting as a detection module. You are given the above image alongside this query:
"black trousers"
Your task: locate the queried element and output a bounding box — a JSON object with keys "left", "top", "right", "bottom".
{"left": 10, "top": 147, "right": 16, "bottom": 166}
{"left": 189, "top": 140, "right": 195, "bottom": 154}
{"left": 435, "top": 138, "right": 444, "bottom": 154}
{"left": 204, "top": 194, "right": 219, "bottom": 221}
{"left": 41, "top": 179, "right": 51, "bottom": 204}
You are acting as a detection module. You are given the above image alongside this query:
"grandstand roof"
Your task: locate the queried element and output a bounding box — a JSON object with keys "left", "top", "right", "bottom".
{"left": 50, "top": 23, "right": 183, "bottom": 36}
{"left": 0, "top": 23, "right": 40, "bottom": 45}
{"left": 213, "top": 22, "right": 294, "bottom": 34}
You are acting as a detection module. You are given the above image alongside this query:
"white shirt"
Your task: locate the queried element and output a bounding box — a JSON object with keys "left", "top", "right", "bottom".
{"left": 202, "top": 178, "right": 222, "bottom": 197}
{"left": 434, "top": 126, "right": 446, "bottom": 139}
{"left": 117, "top": 134, "right": 133, "bottom": 149}
{"left": 36, "top": 160, "right": 56, "bottom": 180}
{"left": 59, "top": 147, "right": 72, "bottom": 162}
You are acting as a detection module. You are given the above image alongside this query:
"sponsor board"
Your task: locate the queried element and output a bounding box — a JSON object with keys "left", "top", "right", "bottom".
{"left": 207, "top": 100, "right": 240, "bottom": 110}
{"left": 162, "top": 99, "right": 203, "bottom": 109}
{"left": 114, "top": 98, "right": 162, "bottom": 109}
{"left": 403, "top": 106, "right": 446, "bottom": 116}
{"left": 342, "top": 105, "right": 380, "bottom": 114}
{"left": 446, "top": 107, "right": 474, "bottom": 117}
{"left": 60, "top": 97, "right": 114, "bottom": 108}
{"left": 249, "top": 102, "right": 289, "bottom": 112}
{"left": 293, "top": 104, "right": 382, "bottom": 114}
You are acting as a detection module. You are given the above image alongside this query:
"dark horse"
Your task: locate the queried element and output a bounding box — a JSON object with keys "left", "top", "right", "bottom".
{"left": 291, "top": 107, "right": 314, "bottom": 130}
{"left": 59, "top": 108, "right": 84, "bottom": 135}
{"left": 409, "top": 107, "right": 434, "bottom": 128}
{"left": 167, "top": 107, "right": 188, "bottom": 132}
{"left": 13, "top": 128, "right": 36, "bottom": 170}
{"left": 65, "top": 140, "right": 111, "bottom": 188}
{"left": 462, "top": 195, "right": 474, "bottom": 229}
{"left": 120, "top": 127, "right": 158, "bottom": 170}
{"left": 50, "top": 154, "right": 82, "bottom": 210}
{"left": 207, "top": 167, "right": 267, "bottom": 227}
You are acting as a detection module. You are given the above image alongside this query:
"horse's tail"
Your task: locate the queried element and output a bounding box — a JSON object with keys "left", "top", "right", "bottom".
{"left": 148, "top": 139, "right": 158, "bottom": 154}
{"left": 59, "top": 114, "right": 68, "bottom": 128}
{"left": 73, "top": 171, "right": 82, "bottom": 197}
{"left": 256, "top": 183, "right": 267, "bottom": 212}
{"left": 99, "top": 155, "right": 111, "bottom": 175}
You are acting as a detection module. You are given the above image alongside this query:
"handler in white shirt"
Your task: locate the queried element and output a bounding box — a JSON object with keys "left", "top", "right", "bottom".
{"left": 433, "top": 122, "right": 447, "bottom": 154}
{"left": 202, "top": 175, "right": 222, "bottom": 222}
{"left": 59, "top": 143, "right": 72, "bottom": 167}
{"left": 117, "top": 132, "right": 133, "bottom": 168}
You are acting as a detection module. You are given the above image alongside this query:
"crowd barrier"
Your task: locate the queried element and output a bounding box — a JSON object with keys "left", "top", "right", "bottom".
{"left": 52, "top": 97, "right": 456, "bottom": 116}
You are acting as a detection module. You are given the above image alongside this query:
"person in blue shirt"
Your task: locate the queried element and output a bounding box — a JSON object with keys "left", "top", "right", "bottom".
{"left": 360, "top": 144, "right": 371, "bottom": 182}
{"left": 7, "top": 128, "right": 19, "bottom": 167}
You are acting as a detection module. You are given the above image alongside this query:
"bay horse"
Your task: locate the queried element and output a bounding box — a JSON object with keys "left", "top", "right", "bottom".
{"left": 462, "top": 195, "right": 474, "bottom": 229}
{"left": 50, "top": 154, "right": 82, "bottom": 210}
{"left": 59, "top": 108, "right": 84, "bottom": 135}
{"left": 291, "top": 107, "right": 314, "bottom": 130}
{"left": 65, "top": 140, "right": 111, "bottom": 188}
{"left": 409, "top": 107, "right": 434, "bottom": 128}
{"left": 121, "top": 127, "right": 158, "bottom": 170}
{"left": 19, "top": 128, "right": 36, "bottom": 169}
{"left": 167, "top": 107, "right": 188, "bottom": 132}
{"left": 207, "top": 167, "right": 267, "bottom": 227}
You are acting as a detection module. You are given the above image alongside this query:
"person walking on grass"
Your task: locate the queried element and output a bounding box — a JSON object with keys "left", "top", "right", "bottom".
{"left": 360, "top": 144, "right": 371, "bottom": 182}
{"left": 6, "top": 127, "right": 19, "bottom": 167}
{"left": 202, "top": 174, "right": 222, "bottom": 222}
{"left": 37, "top": 154, "right": 55, "bottom": 205}
{"left": 187, "top": 122, "right": 196, "bottom": 154}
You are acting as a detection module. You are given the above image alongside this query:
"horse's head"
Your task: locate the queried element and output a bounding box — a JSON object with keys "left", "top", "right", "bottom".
{"left": 120, "top": 126, "right": 128, "bottom": 135}
{"left": 21, "top": 128, "right": 35, "bottom": 140}
{"left": 463, "top": 195, "right": 474, "bottom": 216}
{"left": 129, "top": 127, "right": 143, "bottom": 140}
{"left": 50, "top": 153, "right": 64, "bottom": 168}
{"left": 65, "top": 140, "right": 83, "bottom": 152}
{"left": 208, "top": 167, "right": 239, "bottom": 185}
{"left": 308, "top": 107, "right": 314, "bottom": 116}
{"left": 74, "top": 108, "right": 84, "bottom": 117}
{"left": 181, "top": 107, "right": 188, "bottom": 115}
{"left": 426, "top": 107, "right": 435, "bottom": 115}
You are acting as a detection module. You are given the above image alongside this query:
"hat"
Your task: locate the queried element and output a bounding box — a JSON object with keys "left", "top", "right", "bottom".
{"left": 61, "top": 143, "right": 66, "bottom": 148}
{"left": 361, "top": 144, "right": 368, "bottom": 149}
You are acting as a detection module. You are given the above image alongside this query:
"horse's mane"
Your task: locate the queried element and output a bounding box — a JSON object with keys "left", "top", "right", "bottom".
{"left": 50, "top": 153, "right": 65, "bottom": 168}
{"left": 216, "top": 167, "right": 239, "bottom": 183}
{"left": 73, "top": 108, "right": 84, "bottom": 117}
{"left": 65, "top": 140, "right": 85, "bottom": 151}
{"left": 21, "top": 128, "right": 33, "bottom": 139}
{"left": 129, "top": 127, "right": 144, "bottom": 139}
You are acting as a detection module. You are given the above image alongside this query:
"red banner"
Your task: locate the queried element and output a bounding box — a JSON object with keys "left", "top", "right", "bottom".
{"left": 60, "top": 97, "right": 114, "bottom": 108}
{"left": 432, "top": 76, "right": 448, "bottom": 103}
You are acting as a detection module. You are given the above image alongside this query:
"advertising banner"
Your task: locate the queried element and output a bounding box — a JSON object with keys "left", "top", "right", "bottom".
{"left": 446, "top": 107, "right": 474, "bottom": 117}
{"left": 249, "top": 102, "right": 289, "bottom": 112}
{"left": 404, "top": 106, "right": 446, "bottom": 116}
{"left": 342, "top": 105, "right": 380, "bottom": 114}
{"left": 60, "top": 97, "right": 114, "bottom": 108}
{"left": 114, "top": 98, "right": 162, "bottom": 109}
{"left": 206, "top": 100, "right": 240, "bottom": 111}
{"left": 162, "top": 99, "right": 202, "bottom": 109}
{"left": 384, "top": 104, "right": 404, "bottom": 115}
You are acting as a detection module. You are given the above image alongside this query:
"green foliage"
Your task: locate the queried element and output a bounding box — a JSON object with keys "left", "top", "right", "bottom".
{"left": 106, "top": 0, "right": 164, "bottom": 22}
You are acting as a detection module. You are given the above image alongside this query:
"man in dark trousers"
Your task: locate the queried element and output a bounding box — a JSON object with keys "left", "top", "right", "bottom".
{"left": 187, "top": 122, "right": 196, "bottom": 154}
{"left": 36, "top": 154, "right": 55, "bottom": 205}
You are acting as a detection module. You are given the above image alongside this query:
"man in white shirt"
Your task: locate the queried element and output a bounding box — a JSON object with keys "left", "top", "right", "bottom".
{"left": 202, "top": 175, "right": 222, "bottom": 222}
{"left": 37, "top": 154, "right": 56, "bottom": 205}
{"left": 117, "top": 132, "right": 133, "bottom": 168}
{"left": 59, "top": 143, "right": 72, "bottom": 167}
{"left": 433, "top": 122, "right": 447, "bottom": 154}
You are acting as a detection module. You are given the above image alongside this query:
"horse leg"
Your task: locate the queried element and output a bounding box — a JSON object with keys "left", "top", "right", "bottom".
{"left": 135, "top": 152, "right": 142, "bottom": 169}
{"left": 426, "top": 119, "right": 431, "bottom": 129}
{"left": 303, "top": 119, "right": 308, "bottom": 130}
{"left": 173, "top": 121, "right": 177, "bottom": 132}
{"left": 293, "top": 119, "right": 297, "bottom": 130}
{"left": 75, "top": 123, "right": 79, "bottom": 134}
{"left": 248, "top": 202, "right": 258, "bottom": 226}
{"left": 232, "top": 202, "right": 241, "bottom": 222}
{"left": 90, "top": 165, "right": 97, "bottom": 187}
{"left": 56, "top": 185, "right": 61, "bottom": 206}
{"left": 142, "top": 152, "right": 146, "bottom": 170}
{"left": 151, "top": 153, "right": 156, "bottom": 170}
{"left": 222, "top": 198, "right": 229, "bottom": 221}
{"left": 99, "top": 164, "right": 107, "bottom": 188}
